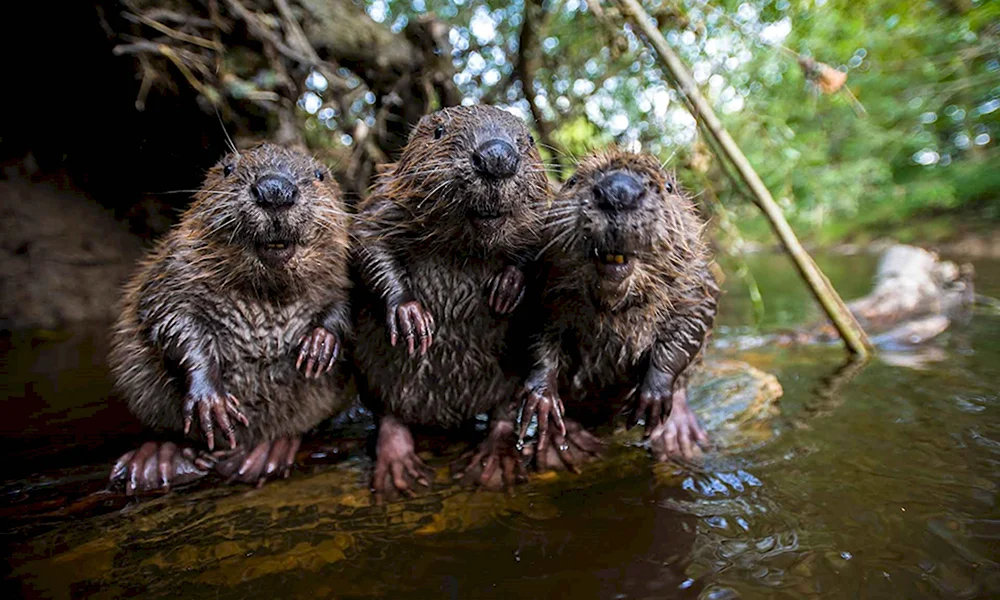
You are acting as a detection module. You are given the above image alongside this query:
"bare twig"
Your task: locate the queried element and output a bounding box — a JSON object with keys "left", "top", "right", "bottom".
{"left": 122, "top": 11, "right": 223, "bottom": 51}
{"left": 113, "top": 39, "right": 214, "bottom": 79}
{"left": 272, "top": 0, "right": 312, "bottom": 58}
{"left": 142, "top": 8, "right": 216, "bottom": 28}
{"left": 222, "top": 0, "right": 337, "bottom": 84}
{"left": 158, "top": 44, "right": 219, "bottom": 104}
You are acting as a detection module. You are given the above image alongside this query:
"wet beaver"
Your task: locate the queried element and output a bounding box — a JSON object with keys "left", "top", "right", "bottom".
{"left": 353, "top": 105, "right": 549, "bottom": 500}
{"left": 108, "top": 143, "right": 352, "bottom": 494}
{"left": 517, "top": 149, "right": 719, "bottom": 468}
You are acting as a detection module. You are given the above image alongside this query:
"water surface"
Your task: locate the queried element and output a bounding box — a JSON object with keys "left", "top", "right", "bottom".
{"left": 3, "top": 252, "right": 998, "bottom": 599}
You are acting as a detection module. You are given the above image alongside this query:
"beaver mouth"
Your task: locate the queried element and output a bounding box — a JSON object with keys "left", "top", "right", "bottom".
{"left": 593, "top": 250, "right": 636, "bottom": 281}
{"left": 256, "top": 240, "right": 296, "bottom": 266}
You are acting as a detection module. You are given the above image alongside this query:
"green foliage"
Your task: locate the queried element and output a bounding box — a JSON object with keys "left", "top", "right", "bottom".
{"left": 359, "top": 0, "right": 998, "bottom": 242}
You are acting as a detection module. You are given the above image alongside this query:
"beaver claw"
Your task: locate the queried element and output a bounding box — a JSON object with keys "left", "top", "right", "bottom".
{"left": 183, "top": 386, "right": 249, "bottom": 451}
{"left": 647, "top": 388, "right": 709, "bottom": 462}
{"left": 629, "top": 367, "right": 675, "bottom": 436}
{"left": 526, "top": 419, "right": 602, "bottom": 473}
{"left": 296, "top": 326, "right": 341, "bottom": 379}
{"left": 388, "top": 299, "right": 435, "bottom": 356}
{"left": 372, "top": 415, "right": 432, "bottom": 504}
{"left": 487, "top": 265, "right": 526, "bottom": 315}
{"left": 454, "top": 420, "right": 527, "bottom": 491}
{"left": 110, "top": 441, "right": 213, "bottom": 496}
{"left": 214, "top": 437, "right": 302, "bottom": 486}
{"left": 516, "top": 370, "right": 566, "bottom": 453}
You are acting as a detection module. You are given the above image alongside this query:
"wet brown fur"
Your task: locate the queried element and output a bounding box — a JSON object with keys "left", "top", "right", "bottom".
{"left": 353, "top": 105, "right": 550, "bottom": 427}
{"left": 109, "top": 143, "right": 352, "bottom": 446}
{"left": 534, "top": 149, "right": 719, "bottom": 404}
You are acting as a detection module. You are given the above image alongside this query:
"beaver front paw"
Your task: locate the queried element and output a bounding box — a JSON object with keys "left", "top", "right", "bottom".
{"left": 647, "top": 388, "right": 709, "bottom": 462}
{"left": 387, "top": 299, "right": 435, "bottom": 356}
{"left": 183, "top": 385, "right": 249, "bottom": 451}
{"left": 372, "top": 415, "right": 432, "bottom": 504}
{"left": 110, "top": 441, "right": 213, "bottom": 496}
{"left": 487, "top": 265, "right": 526, "bottom": 315}
{"left": 296, "top": 326, "right": 341, "bottom": 379}
{"left": 214, "top": 437, "right": 302, "bottom": 487}
{"left": 527, "top": 419, "right": 603, "bottom": 473}
{"left": 629, "top": 367, "right": 675, "bottom": 437}
{"left": 515, "top": 370, "right": 566, "bottom": 453}
{"left": 453, "top": 420, "right": 527, "bottom": 491}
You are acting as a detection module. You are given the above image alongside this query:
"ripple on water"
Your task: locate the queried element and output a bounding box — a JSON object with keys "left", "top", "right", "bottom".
{"left": 655, "top": 467, "right": 809, "bottom": 592}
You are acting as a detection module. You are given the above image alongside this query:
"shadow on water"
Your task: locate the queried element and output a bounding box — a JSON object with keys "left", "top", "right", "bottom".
{"left": 3, "top": 252, "right": 1000, "bottom": 599}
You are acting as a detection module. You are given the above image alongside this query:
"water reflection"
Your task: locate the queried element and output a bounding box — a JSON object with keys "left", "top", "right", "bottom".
{"left": 3, "top": 253, "right": 1000, "bottom": 598}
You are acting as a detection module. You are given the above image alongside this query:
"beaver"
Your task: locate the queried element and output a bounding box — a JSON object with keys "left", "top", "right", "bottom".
{"left": 517, "top": 149, "right": 719, "bottom": 468}
{"left": 352, "top": 104, "right": 550, "bottom": 500}
{"left": 108, "top": 143, "right": 352, "bottom": 494}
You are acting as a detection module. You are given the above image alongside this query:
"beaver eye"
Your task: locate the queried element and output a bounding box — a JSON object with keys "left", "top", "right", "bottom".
{"left": 664, "top": 181, "right": 674, "bottom": 193}
{"left": 566, "top": 174, "right": 578, "bottom": 187}
{"left": 527, "top": 133, "right": 535, "bottom": 145}
{"left": 315, "top": 169, "right": 325, "bottom": 181}
{"left": 223, "top": 164, "right": 234, "bottom": 177}
{"left": 434, "top": 125, "right": 445, "bottom": 140}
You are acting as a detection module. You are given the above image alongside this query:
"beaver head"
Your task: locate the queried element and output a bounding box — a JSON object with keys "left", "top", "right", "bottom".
{"left": 186, "top": 143, "right": 348, "bottom": 290}
{"left": 552, "top": 150, "right": 707, "bottom": 311}
{"left": 379, "top": 105, "right": 548, "bottom": 254}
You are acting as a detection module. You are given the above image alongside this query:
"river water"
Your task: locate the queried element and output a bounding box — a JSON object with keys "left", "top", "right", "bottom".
{"left": 3, "top": 252, "right": 998, "bottom": 599}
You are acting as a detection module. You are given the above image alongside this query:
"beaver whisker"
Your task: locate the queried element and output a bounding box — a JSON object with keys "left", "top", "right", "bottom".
{"left": 535, "top": 227, "right": 579, "bottom": 259}
{"left": 542, "top": 206, "right": 578, "bottom": 217}
{"left": 659, "top": 149, "right": 679, "bottom": 170}
{"left": 398, "top": 167, "right": 452, "bottom": 179}
{"left": 203, "top": 215, "right": 240, "bottom": 239}
{"left": 416, "top": 179, "right": 454, "bottom": 210}
{"left": 542, "top": 218, "right": 578, "bottom": 231}
{"left": 535, "top": 142, "right": 572, "bottom": 159}
{"left": 162, "top": 189, "right": 242, "bottom": 196}
{"left": 312, "top": 204, "right": 352, "bottom": 219}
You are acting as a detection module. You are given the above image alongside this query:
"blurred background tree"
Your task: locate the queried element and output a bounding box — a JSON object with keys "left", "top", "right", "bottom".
{"left": 3, "top": 0, "right": 998, "bottom": 246}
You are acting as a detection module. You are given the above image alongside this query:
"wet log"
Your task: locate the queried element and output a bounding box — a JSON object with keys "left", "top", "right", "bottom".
{"left": 845, "top": 245, "right": 974, "bottom": 332}
{"left": 817, "top": 245, "right": 975, "bottom": 347}
{"left": 6, "top": 359, "right": 781, "bottom": 598}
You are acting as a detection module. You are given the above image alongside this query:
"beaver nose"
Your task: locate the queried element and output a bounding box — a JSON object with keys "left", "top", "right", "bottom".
{"left": 593, "top": 172, "right": 644, "bottom": 212}
{"left": 252, "top": 175, "right": 298, "bottom": 209}
{"left": 471, "top": 139, "right": 520, "bottom": 179}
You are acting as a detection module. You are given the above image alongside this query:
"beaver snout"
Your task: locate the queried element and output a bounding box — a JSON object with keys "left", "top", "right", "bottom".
{"left": 593, "top": 172, "right": 644, "bottom": 213}
{"left": 471, "top": 139, "right": 520, "bottom": 180}
{"left": 252, "top": 174, "right": 299, "bottom": 209}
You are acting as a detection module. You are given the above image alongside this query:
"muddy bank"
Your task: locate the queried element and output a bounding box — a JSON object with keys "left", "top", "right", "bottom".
{"left": 0, "top": 174, "right": 142, "bottom": 330}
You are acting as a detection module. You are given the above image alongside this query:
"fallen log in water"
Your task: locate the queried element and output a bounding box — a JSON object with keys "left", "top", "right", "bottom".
{"left": 721, "top": 245, "right": 977, "bottom": 352}
{"left": 838, "top": 244, "right": 975, "bottom": 338}
{"left": 814, "top": 245, "right": 975, "bottom": 349}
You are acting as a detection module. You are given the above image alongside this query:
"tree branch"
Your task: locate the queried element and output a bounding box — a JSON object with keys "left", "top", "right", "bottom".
{"left": 515, "top": 0, "right": 566, "bottom": 179}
